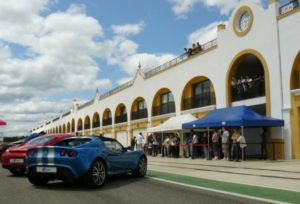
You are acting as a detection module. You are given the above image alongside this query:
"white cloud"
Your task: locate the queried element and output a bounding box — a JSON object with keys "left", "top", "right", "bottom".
{"left": 168, "top": 0, "right": 261, "bottom": 16}
{"left": 0, "top": 1, "right": 177, "bottom": 136}
{"left": 111, "top": 21, "right": 145, "bottom": 36}
{"left": 187, "top": 21, "right": 227, "bottom": 46}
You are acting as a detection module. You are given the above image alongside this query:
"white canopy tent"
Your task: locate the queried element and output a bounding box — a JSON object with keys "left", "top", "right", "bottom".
{"left": 147, "top": 114, "right": 197, "bottom": 157}
{"left": 147, "top": 114, "right": 197, "bottom": 133}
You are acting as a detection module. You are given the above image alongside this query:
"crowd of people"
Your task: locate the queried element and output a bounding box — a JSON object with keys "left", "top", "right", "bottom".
{"left": 130, "top": 127, "right": 268, "bottom": 161}
{"left": 231, "top": 75, "right": 265, "bottom": 100}
{"left": 184, "top": 42, "right": 203, "bottom": 57}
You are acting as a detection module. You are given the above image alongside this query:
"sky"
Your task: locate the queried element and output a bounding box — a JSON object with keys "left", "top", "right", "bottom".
{"left": 0, "top": 0, "right": 290, "bottom": 137}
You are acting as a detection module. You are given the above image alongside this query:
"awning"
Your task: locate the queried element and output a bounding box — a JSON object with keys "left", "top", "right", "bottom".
{"left": 182, "top": 105, "right": 284, "bottom": 129}
{"left": 147, "top": 114, "right": 197, "bottom": 133}
{"left": 0, "top": 119, "right": 6, "bottom": 126}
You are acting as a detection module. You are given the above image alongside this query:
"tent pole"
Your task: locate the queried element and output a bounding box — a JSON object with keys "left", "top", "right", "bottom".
{"left": 241, "top": 126, "right": 244, "bottom": 161}
{"left": 207, "top": 127, "right": 210, "bottom": 160}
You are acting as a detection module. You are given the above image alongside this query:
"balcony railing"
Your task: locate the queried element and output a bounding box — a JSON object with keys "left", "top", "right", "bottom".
{"left": 93, "top": 121, "right": 100, "bottom": 128}
{"left": 182, "top": 92, "right": 216, "bottom": 110}
{"left": 131, "top": 109, "right": 148, "bottom": 120}
{"left": 103, "top": 118, "right": 112, "bottom": 126}
{"left": 152, "top": 102, "right": 175, "bottom": 116}
{"left": 231, "top": 77, "right": 265, "bottom": 102}
{"left": 280, "top": 0, "right": 299, "bottom": 15}
{"left": 115, "top": 114, "right": 128, "bottom": 124}
{"left": 144, "top": 39, "right": 217, "bottom": 78}
{"left": 78, "top": 125, "right": 82, "bottom": 131}
{"left": 84, "top": 124, "right": 90, "bottom": 130}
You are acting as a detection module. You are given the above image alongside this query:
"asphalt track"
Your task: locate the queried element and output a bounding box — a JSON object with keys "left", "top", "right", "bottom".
{"left": 0, "top": 168, "right": 270, "bottom": 204}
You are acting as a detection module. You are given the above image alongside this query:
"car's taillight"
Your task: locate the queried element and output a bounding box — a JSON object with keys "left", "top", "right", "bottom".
{"left": 68, "top": 150, "right": 77, "bottom": 157}
{"left": 60, "top": 149, "right": 66, "bottom": 156}
{"left": 27, "top": 149, "right": 35, "bottom": 156}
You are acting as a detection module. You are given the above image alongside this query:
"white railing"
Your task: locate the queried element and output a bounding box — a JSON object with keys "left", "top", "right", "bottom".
{"left": 99, "top": 39, "right": 217, "bottom": 100}
{"left": 144, "top": 38, "right": 217, "bottom": 78}
{"left": 99, "top": 80, "right": 134, "bottom": 100}
{"left": 280, "top": 1, "right": 299, "bottom": 15}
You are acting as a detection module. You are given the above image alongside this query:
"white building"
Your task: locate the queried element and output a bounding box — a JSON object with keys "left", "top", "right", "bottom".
{"left": 32, "top": 0, "right": 300, "bottom": 159}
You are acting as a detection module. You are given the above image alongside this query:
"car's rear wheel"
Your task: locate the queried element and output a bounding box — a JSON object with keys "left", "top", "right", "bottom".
{"left": 9, "top": 169, "right": 25, "bottom": 176}
{"left": 133, "top": 156, "right": 147, "bottom": 177}
{"left": 28, "top": 175, "right": 49, "bottom": 186}
{"left": 84, "top": 158, "right": 106, "bottom": 188}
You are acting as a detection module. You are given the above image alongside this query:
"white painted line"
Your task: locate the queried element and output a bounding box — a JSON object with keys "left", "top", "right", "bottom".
{"left": 149, "top": 177, "right": 290, "bottom": 204}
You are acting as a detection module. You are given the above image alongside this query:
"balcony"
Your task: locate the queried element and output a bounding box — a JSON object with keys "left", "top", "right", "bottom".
{"left": 103, "top": 118, "right": 112, "bottom": 126}
{"left": 115, "top": 114, "right": 128, "bottom": 124}
{"left": 131, "top": 109, "right": 148, "bottom": 120}
{"left": 280, "top": 0, "right": 299, "bottom": 15}
{"left": 152, "top": 102, "right": 175, "bottom": 116}
{"left": 182, "top": 92, "right": 215, "bottom": 110}
{"left": 231, "top": 77, "right": 265, "bottom": 102}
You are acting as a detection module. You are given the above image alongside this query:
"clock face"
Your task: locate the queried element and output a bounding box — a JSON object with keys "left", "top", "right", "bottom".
{"left": 239, "top": 11, "right": 250, "bottom": 32}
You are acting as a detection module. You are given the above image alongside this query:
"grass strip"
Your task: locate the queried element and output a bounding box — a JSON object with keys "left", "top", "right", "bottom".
{"left": 148, "top": 170, "right": 300, "bottom": 204}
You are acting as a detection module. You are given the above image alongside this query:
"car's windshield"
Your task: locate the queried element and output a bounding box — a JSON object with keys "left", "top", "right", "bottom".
{"left": 56, "top": 138, "right": 91, "bottom": 147}
{"left": 27, "top": 136, "right": 55, "bottom": 145}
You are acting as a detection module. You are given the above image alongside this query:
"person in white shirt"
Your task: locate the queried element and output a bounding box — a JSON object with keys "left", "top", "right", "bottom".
{"left": 136, "top": 132, "right": 144, "bottom": 151}
{"left": 237, "top": 132, "right": 247, "bottom": 161}
{"left": 221, "top": 127, "right": 229, "bottom": 160}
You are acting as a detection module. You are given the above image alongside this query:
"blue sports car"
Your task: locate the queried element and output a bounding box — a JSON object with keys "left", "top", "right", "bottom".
{"left": 26, "top": 136, "right": 147, "bottom": 187}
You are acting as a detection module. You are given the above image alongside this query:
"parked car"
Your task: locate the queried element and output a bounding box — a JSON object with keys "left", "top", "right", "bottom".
{"left": 26, "top": 136, "right": 147, "bottom": 187}
{"left": 1, "top": 134, "right": 73, "bottom": 175}
{"left": 0, "top": 139, "right": 25, "bottom": 158}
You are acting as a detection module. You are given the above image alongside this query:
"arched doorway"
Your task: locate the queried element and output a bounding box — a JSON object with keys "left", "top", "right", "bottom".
{"left": 131, "top": 97, "right": 148, "bottom": 121}
{"left": 92, "top": 112, "right": 100, "bottom": 128}
{"left": 84, "top": 116, "right": 91, "bottom": 130}
{"left": 181, "top": 76, "right": 216, "bottom": 111}
{"left": 77, "top": 118, "right": 83, "bottom": 131}
{"left": 227, "top": 50, "right": 270, "bottom": 116}
{"left": 115, "top": 104, "right": 127, "bottom": 124}
{"left": 71, "top": 119, "right": 75, "bottom": 133}
{"left": 290, "top": 52, "right": 300, "bottom": 159}
{"left": 67, "top": 122, "right": 71, "bottom": 133}
{"left": 152, "top": 88, "right": 175, "bottom": 116}
{"left": 102, "top": 108, "right": 112, "bottom": 126}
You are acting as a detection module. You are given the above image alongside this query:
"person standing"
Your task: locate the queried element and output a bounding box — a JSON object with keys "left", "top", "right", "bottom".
{"left": 191, "top": 130, "right": 198, "bottom": 159}
{"left": 260, "top": 127, "right": 268, "bottom": 159}
{"left": 163, "top": 136, "right": 170, "bottom": 157}
{"left": 212, "top": 129, "right": 219, "bottom": 160}
{"left": 237, "top": 131, "right": 247, "bottom": 161}
{"left": 221, "top": 127, "right": 230, "bottom": 160}
{"left": 230, "top": 129, "right": 238, "bottom": 161}
{"left": 136, "top": 132, "right": 144, "bottom": 151}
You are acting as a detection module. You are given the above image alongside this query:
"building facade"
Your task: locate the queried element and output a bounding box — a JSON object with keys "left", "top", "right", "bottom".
{"left": 32, "top": 0, "right": 300, "bottom": 159}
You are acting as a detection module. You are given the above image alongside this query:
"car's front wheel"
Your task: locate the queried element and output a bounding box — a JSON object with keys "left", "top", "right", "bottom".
{"left": 28, "top": 175, "right": 49, "bottom": 186}
{"left": 133, "top": 156, "right": 147, "bottom": 177}
{"left": 84, "top": 158, "right": 106, "bottom": 188}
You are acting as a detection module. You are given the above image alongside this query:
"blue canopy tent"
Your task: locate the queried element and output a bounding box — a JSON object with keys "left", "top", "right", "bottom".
{"left": 182, "top": 105, "right": 284, "bottom": 129}
{"left": 182, "top": 105, "right": 284, "bottom": 160}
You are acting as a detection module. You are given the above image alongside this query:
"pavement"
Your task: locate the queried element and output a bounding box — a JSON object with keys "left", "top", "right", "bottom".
{"left": 147, "top": 156, "right": 300, "bottom": 193}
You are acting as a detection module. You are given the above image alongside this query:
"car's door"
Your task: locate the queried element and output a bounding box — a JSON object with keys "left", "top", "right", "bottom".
{"left": 104, "top": 140, "right": 130, "bottom": 173}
